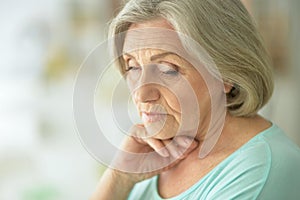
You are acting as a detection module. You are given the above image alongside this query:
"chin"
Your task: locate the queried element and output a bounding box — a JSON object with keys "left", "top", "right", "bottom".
{"left": 144, "top": 122, "right": 178, "bottom": 140}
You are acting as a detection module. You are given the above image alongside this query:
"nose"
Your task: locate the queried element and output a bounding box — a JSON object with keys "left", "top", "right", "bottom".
{"left": 131, "top": 64, "right": 161, "bottom": 103}
{"left": 133, "top": 84, "right": 160, "bottom": 103}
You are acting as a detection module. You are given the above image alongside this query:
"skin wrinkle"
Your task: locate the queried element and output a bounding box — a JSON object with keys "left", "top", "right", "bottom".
{"left": 119, "top": 18, "right": 232, "bottom": 158}
{"left": 124, "top": 47, "right": 211, "bottom": 141}
{"left": 90, "top": 1, "right": 278, "bottom": 198}
{"left": 121, "top": 20, "right": 226, "bottom": 147}
{"left": 125, "top": 49, "right": 182, "bottom": 139}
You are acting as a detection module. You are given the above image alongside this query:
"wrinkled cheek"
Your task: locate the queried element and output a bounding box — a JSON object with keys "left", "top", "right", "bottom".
{"left": 170, "top": 83, "right": 200, "bottom": 133}
{"left": 181, "top": 95, "right": 199, "bottom": 126}
{"left": 166, "top": 95, "right": 181, "bottom": 114}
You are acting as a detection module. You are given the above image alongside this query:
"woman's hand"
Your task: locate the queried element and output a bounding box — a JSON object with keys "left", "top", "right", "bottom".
{"left": 90, "top": 124, "right": 198, "bottom": 200}
{"left": 112, "top": 124, "right": 199, "bottom": 183}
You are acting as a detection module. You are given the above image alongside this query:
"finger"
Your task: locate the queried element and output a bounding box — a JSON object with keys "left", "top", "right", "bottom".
{"left": 162, "top": 140, "right": 183, "bottom": 159}
{"left": 174, "top": 136, "right": 198, "bottom": 151}
{"left": 144, "top": 138, "right": 170, "bottom": 157}
{"left": 162, "top": 137, "right": 198, "bottom": 159}
{"left": 176, "top": 137, "right": 198, "bottom": 157}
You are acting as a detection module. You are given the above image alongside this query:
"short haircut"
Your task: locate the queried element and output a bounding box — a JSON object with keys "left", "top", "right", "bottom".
{"left": 109, "top": 0, "right": 274, "bottom": 117}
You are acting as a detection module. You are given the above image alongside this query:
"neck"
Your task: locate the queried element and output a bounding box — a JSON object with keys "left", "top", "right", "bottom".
{"left": 194, "top": 113, "right": 271, "bottom": 158}
{"left": 158, "top": 113, "right": 271, "bottom": 198}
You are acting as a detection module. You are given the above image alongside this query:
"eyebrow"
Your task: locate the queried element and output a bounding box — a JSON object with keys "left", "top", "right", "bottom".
{"left": 150, "top": 52, "right": 179, "bottom": 61}
{"left": 122, "top": 52, "right": 179, "bottom": 61}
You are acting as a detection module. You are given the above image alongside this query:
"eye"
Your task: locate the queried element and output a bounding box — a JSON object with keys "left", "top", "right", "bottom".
{"left": 125, "top": 59, "right": 140, "bottom": 71}
{"left": 157, "top": 63, "right": 179, "bottom": 76}
{"left": 126, "top": 66, "right": 141, "bottom": 71}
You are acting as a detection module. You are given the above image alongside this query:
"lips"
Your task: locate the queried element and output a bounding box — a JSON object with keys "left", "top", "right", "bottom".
{"left": 141, "top": 112, "right": 167, "bottom": 123}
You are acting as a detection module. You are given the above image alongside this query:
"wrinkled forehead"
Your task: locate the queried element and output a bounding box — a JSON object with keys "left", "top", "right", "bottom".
{"left": 117, "top": 27, "right": 222, "bottom": 82}
{"left": 122, "top": 27, "right": 188, "bottom": 58}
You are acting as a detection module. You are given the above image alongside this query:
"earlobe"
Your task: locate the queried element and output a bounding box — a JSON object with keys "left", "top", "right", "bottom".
{"left": 224, "top": 83, "right": 233, "bottom": 94}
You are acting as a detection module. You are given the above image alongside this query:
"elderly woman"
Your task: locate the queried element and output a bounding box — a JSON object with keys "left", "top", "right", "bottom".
{"left": 91, "top": 0, "right": 300, "bottom": 199}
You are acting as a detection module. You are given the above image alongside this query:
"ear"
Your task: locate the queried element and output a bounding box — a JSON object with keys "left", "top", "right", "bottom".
{"left": 224, "top": 83, "right": 233, "bottom": 94}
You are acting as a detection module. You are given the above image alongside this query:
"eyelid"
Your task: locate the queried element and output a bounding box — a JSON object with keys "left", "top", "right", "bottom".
{"left": 125, "top": 65, "right": 141, "bottom": 71}
{"left": 125, "top": 58, "right": 139, "bottom": 68}
{"left": 159, "top": 62, "right": 179, "bottom": 71}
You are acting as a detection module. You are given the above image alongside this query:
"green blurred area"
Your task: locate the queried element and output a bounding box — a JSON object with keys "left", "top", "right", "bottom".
{"left": 0, "top": 0, "right": 299, "bottom": 200}
{"left": 23, "top": 185, "right": 61, "bottom": 200}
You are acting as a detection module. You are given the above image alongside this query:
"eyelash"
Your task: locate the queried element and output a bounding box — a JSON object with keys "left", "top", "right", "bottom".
{"left": 126, "top": 65, "right": 178, "bottom": 75}
{"left": 159, "top": 63, "right": 179, "bottom": 76}
{"left": 125, "top": 66, "right": 140, "bottom": 72}
{"left": 125, "top": 60, "right": 179, "bottom": 77}
{"left": 163, "top": 70, "right": 178, "bottom": 75}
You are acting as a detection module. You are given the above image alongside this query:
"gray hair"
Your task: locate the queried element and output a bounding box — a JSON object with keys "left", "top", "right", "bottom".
{"left": 109, "top": 0, "right": 274, "bottom": 117}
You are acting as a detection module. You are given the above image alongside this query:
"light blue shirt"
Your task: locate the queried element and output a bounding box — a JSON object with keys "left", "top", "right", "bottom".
{"left": 128, "top": 124, "right": 300, "bottom": 200}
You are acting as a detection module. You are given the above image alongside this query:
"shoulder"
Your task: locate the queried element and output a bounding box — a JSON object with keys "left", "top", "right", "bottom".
{"left": 257, "top": 124, "right": 300, "bottom": 199}
{"left": 207, "top": 124, "right": 300, "bottom": 199}
{"left": 204, "top": 137, "right": 272, "bottom": 199}
{"left": 258, "top": 123, "right": 300, "bottom": 171}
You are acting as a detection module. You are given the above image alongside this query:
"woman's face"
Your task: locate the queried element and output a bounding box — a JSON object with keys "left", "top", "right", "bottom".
{"left": 123, "top": 19, "right": 222, "bottom": 140}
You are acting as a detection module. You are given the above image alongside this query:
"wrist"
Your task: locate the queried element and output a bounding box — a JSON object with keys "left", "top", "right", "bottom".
{"left": 90, "top": 168, "right": 136, "bottom": 200}
{"left": 107, "top": 168, "right": 137, "bottom": 187}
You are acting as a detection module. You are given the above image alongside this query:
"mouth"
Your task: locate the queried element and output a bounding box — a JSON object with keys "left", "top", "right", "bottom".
{"left": 141, "top": 112, "right": 168, "bottom": 123}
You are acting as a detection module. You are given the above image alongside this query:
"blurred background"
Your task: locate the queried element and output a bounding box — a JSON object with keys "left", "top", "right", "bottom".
{"left": 0, "top": 0, "right": 299, "bottom": 199}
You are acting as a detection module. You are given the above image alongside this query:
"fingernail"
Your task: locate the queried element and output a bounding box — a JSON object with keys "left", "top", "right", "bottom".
{"left": 159, "top": 148, "right": 169, "bottom": 157}
{"left": 177, "top": 137, "right": 193, "bottom": 147}
{"left": 173, "top": 148, "right": 184, "bottom": 158}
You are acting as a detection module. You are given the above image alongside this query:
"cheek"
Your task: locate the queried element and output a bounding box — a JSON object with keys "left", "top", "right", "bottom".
{"left": 193, "top": 83, "right": 211, "bottom": 117}
{"left": 173, "top": 78, "right": 206, "bottom": 119}
{"left": 162, "top": 84, "right": 200, "bottom": 127}
{"left": 126, "top": 77, "right": 136, "bottom": 92}
{"left": 166, "top": 96, "right": 180, "bottom": 113}
{"left": 161, "top": 79, "right": 200, "bottom": 116}
{"left": 126, "top": 79, "right": 139, "bottom": 105}
{"left": 161, "top": 89, "right": 181, "bottom": 113}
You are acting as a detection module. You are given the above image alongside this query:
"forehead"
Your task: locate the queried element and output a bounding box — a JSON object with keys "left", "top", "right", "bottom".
{"left": 122, "top": 19, "right": 187, "bottom": 57}
{"left": 123, "top": 48, "right": 177, "bottom": 59}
